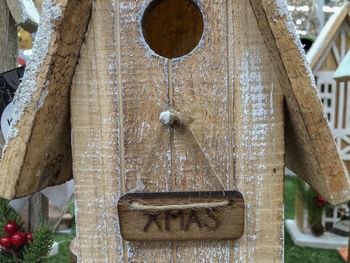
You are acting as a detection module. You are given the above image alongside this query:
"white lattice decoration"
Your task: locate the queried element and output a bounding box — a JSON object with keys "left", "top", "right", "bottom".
{"left": 322, "top": 204, "right": 349, "bottom": 229}
{"left": 315, "top": 22, "right": 350, "bottom": 160}
{"left": 317, "top": 76, "right": 350, "bottom": 160}
{"left": 316, "top": 71, "right": 336, "bottom": 127}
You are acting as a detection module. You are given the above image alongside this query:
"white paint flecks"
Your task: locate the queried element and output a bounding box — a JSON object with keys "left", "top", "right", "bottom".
{"left": 19, "top": 0, "right": 40, "bottom": 25}
{"left": 5, "top": 0, "right": 62, "bottom": 144}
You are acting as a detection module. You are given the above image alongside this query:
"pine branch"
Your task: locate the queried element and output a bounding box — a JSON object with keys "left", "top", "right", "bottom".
{"left": 21, "top": 225, "right": 54, "bottom": 263}
{"left": 0, "top": 199, "right": 22, "bottom": 236}
{"left": 0, "top": 249, "right": 21, "bottom": 263}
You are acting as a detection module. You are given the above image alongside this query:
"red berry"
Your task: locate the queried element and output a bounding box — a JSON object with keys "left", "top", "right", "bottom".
{"left": 26, "top": 232, "right": 33, "bottom": 242}
{"left": 0, "top": 236, "right": 12, "bottom": 249}
{"left": 3, "top": 221, "right": 19, "bottom": 235}
{"left": 11, "top": 232, "right": 26, "bottom": 247}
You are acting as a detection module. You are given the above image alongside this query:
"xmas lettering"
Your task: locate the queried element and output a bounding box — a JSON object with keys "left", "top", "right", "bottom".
{"left": 143, "top": 208, "right": 220, "bottom": 232}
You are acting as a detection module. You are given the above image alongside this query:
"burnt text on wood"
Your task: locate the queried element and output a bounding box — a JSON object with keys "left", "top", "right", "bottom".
{"left": 117, "top": 191, "right": 244, "bottom": 241}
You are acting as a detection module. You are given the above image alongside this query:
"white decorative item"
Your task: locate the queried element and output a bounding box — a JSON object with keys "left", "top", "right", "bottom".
{"left": 1, "top": 101, "right": 16, "bottom": 142}
{"left": 308, "top": 3, "right": 350, "bottom": 162}
{"left": 288, "top": 4, "right": 350, "bottom": 245}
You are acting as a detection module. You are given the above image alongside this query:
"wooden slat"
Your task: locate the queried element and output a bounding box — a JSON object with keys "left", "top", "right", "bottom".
{"left": 332, "top": 45, "right": 341, "bottom": 65}
{"left": 71, "top": 0, "right": 172, "bottom": 261}
{"left": 231, "top": 1, "right": 284, "bottom": 261}
{"left": 250, "top": 0, "right": 350, "bottom": 204}
{"left": 0, "top": 0, "right": 92, "bottom": 199}
{"left": 71, "top": 1, "right": 122, "bottom": 261}
{"left": 170, "top": 0, "right": 231, "bottom": 261}
{"left": 119, "top": 0, "right": 172, "bottom": 261}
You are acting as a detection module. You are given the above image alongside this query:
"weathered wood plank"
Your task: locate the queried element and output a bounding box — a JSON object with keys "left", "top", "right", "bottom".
{"left": 71, "top": 1, "right": 122, "bottom": 261}
{"left": 0, "top": 0, "right": 17, "bottom": 150}
{"left": 118, "top": 192, "right": 244, "bottom": 241}
{"left": 250, "top": 0, "right": 350, "bottom": 204}
{"left": 0, "top": 0, "right": 92, "bottom": 199}
{"left": 170, "top": 0, "right": 232, "bottom": 261}
{"left": 119, "top": 0, "right": 173, "bottom": 261}
{"left": 230, "top": 1, "right": 285, "bottom": 261}
{"left": 71, "top": 0, "right": 172, "bottom": 261}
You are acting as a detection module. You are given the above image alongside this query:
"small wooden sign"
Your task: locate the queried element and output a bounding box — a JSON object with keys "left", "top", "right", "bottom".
{"left": 118, "top": 191, "right": 244, "bottom": 241}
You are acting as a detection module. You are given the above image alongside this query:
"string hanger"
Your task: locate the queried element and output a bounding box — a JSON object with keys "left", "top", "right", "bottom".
{"left": 159, "top": 110, "right": 226, "bottom": 194}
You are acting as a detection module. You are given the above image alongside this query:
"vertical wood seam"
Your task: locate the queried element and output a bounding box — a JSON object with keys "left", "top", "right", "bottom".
{"left": 226, "top": 0, "right": 235, "bottom": 261}
{"left": 168, "top": 59, "right": 175, "bottom": 189}
{"left": 168, "top": 59, "right": 177, "bottom": 263}
{"left": 114, "top": 0, "right": 128, "bottom": 261}
{"left": 226, "top": 0, "right": 234, "bottom": 191}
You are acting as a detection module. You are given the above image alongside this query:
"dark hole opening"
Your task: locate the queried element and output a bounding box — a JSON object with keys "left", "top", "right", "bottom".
{"left": 142, "top": 0, "right": 204, "bottom": 59}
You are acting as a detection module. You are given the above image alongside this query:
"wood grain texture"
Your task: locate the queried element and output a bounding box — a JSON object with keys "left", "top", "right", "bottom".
{"left": 71, "top": 1, "right": 123, "bottom": 261}
{"left": 0, "top": 0, "right": 17, "bottom": 73}
{"left": 231, "top": 1, "right": 284, "bottom": 261}
{"left": 72, "top": 0, "right": 285, "bottom": 261}
{"left": 250, "top": 0, "right": 350, "bottom": 204}
{"left": 170, "top": 0, "right": 232, "bottom": 260}
{"left": 0, "top": 0, "right": 92, "bottom": 199}
{"left": 118, "top": 192, "right": 244, "bottom": 241}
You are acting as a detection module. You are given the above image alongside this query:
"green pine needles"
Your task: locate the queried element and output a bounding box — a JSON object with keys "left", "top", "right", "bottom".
{"left": 0, "top": 199, "right": 54, "bottom": 263}
{"left": 0, "top": 200, "right": 21, "bottom": 237}
{"left": 21, "top": 225, "right": 54, "bottom": 263}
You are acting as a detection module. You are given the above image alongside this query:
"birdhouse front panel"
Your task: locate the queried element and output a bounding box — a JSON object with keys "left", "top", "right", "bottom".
{"left": 71, "top": 0, "right": 284, "bottom": 261}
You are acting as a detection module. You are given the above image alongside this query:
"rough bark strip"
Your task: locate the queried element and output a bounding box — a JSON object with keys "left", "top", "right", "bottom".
{"left": 231, "top": 1, "right": 284, "bottom": 261}
{"left": 71, "top": 1, "right": 122, "bottom": 261}
{"left": 250, "top": 0, "right": 350, "bottom": 204}
{"left": 0, "top": 0, "right": 92, "bottom": 199}
{"left": 113, "top": 0, "right": 128, "bottom": 261}
{"left": 171, "top": 1, "right": 231, "bottom": 262}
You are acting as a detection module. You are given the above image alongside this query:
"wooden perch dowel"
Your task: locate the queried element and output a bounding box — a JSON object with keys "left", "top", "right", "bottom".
{"left": 0, "top": 0, "right": 92, "bottom": 199}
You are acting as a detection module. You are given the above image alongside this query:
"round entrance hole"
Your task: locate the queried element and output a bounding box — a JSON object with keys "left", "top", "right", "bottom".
{"left": 142, "top": 0, "right": 204, "bottom": 59}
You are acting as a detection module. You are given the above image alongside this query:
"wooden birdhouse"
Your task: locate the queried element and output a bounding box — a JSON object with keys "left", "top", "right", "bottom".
{"left": 1, "top": 0, "right": 350, "bottom": 261}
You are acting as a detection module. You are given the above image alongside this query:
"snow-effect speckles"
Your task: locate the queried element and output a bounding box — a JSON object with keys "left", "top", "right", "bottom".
{"left": 234, "top": 48, "right": 280, "bottom": 262}
{"left": 274, "top": 0, "right": 317, "bottom": 88}
{"left": 5, "top": 0, "right": 62, "bottom": 143}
